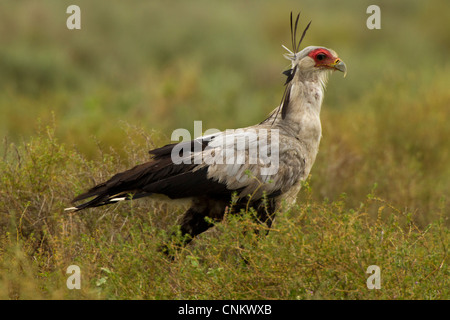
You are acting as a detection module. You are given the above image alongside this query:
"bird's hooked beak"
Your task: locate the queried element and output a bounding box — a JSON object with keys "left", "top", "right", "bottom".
{"left": 331, "top": 58, "right": 347, "bottom": 77}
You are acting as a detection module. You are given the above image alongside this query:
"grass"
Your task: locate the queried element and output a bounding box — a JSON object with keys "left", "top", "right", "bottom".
{"left": 0, "top": 125, "right": 447, "bottom": 299}
{"left": 0, "top": 0, "right": 449, "bottom": 299}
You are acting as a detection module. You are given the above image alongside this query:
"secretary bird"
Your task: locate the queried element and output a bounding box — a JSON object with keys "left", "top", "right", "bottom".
{"left": 66, "top": 13, "right": 346, "bottom": 253}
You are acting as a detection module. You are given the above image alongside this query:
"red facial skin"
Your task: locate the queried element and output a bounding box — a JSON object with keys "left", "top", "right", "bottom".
{"left": 307, "top": 48, "right": 339, "bottom": 68}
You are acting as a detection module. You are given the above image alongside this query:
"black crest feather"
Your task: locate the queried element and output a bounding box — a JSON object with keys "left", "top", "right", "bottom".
{"left": 272, "top": 12, "right": 311, "bottom": 123}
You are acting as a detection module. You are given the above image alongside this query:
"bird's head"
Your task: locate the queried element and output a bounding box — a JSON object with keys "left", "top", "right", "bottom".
{"left": 289, "top": 46, "right": 347, "bottom": 77}
{"left": 273, "top": 12, "right": 346, "bottom": 122}
{"left": 282, "top": 13, "right": 347, "bottom": 84}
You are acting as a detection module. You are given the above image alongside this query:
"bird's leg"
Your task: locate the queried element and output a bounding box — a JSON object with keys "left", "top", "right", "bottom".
{"left": 232, "top": 198, "right": 277, "bottom": 264}
{"left": 251, "top": 197, "right": 278, "bottom": 237}
{"left": 158, "top": 209, "right": 210, "bottom": 258}
{"left": 159, "top": 202, "right": 226, "bottom": 259}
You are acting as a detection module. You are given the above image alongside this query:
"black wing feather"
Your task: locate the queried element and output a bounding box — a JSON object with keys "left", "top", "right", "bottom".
{"left": 71, "top": 139, "right": 232, "bottom": 210}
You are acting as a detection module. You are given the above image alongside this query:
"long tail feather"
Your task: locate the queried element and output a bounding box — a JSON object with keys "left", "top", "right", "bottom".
{"left": 65, "top": 191, "right": 152, "bottom": 212}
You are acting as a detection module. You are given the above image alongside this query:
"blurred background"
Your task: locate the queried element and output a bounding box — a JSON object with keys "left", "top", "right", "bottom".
{"left": 0, "top": 0, "right": 449, "bottom": 225}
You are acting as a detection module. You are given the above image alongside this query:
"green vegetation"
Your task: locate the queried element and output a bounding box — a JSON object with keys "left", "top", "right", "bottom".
{"left": 0, "top": 1, "right": 448, "bottom": 299}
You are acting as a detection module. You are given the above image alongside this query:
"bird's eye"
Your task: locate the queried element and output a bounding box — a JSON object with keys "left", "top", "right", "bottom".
{"left": 316, "top": 53, "right": 326, "bottom": 61}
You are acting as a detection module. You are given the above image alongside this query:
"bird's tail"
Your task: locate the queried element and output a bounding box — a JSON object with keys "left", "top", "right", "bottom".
{"left": 64, "top": 161, "right": 158, "bottom": 212}
{"left": 64, "top": 191, "right": 151, "bottom": 212}
{"left": 65, "top": 140, "right": 214, "bottom": 212}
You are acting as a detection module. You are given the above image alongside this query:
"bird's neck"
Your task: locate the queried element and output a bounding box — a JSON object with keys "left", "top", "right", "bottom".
{"left": 268, "top": 71, "right": 328, "bottom": 145}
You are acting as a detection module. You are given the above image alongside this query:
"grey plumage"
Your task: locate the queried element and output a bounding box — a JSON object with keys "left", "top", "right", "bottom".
{"left": 66, "top": 13, "right": 346, "bottom": 253}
